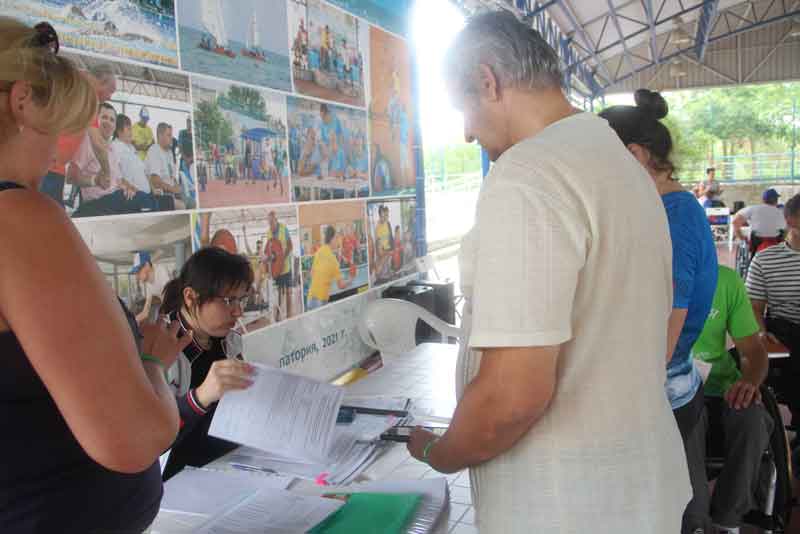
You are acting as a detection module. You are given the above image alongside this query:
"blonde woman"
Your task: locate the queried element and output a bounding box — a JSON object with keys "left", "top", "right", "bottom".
{"left": 0, "top": 18, "right": 189, "bottom": 532}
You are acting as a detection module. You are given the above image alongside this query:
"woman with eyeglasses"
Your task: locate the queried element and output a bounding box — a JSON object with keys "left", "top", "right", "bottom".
{"left": 158, "top": 246, "right": 257, "bottom": 480}
{"left": 0, "top": 18, "right": 190, "bottom": 533}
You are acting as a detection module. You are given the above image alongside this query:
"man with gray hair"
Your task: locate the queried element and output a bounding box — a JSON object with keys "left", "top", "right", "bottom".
{"left": 145, "top": 122, "right": 183, "bottom": 210}
{"left": 406, "top": 10, "right": 691, "bottom": 533}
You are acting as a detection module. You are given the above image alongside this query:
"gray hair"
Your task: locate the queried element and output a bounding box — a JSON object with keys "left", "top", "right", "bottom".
{"left": 445, "top": 10, "right": 563, "bottom": 94}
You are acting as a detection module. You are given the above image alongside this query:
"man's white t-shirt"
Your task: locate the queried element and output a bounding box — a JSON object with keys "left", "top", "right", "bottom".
{"left": 737, "top": 203, "right": 785, "bottom": 237}
{"left": 145, "top": 144, "right": 176, "bottom": 190}
{"left": 458, "top": 112, "right": 690, "bottom": 533}
{"left": 112, "top": 139, "right": 151, "bottom": 194}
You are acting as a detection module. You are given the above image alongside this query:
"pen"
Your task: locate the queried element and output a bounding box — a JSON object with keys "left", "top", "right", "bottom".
{"left": 230, "top": 462, "right": 278, "bottom": 475}
{"left": 339, "top": 405, "right": 408, "bottom": 417}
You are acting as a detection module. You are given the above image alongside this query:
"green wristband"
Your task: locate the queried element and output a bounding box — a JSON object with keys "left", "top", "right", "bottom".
{"left": 141, "top": 354, "right": 170, "bottom": 381}
{"left": 140, "top": 354, "right": 165, "bottom": 368}
{"left": 422, "top": 437, "right": 439, "bottom": 465}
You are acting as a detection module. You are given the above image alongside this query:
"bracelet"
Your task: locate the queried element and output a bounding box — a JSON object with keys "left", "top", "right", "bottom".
{"left": 422, "top": 437, "right": 439, "bottom": 465}
{"left": 140, "top": 354, "right": 165, "bottom": 368}
{"left": 141, "top": 354, "right": 170, "bottom": 381}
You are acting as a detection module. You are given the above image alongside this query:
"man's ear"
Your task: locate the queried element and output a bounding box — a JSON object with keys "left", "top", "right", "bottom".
{"left": 476, "top": 64, "right": 501, "bottom": 103}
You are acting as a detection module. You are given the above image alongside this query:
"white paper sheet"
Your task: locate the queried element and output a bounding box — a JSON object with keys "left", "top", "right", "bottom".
{"left": 195, "top": 488, "right": 343, "bottom": 534}
{"left": 148, "top": 509, "right": 210, "bottom": 534}
{"left": 209, "top": 364, "right": 344, "bottom": 463}
{"left": 160, "top": 467, "right": 293, "bottom": 517}
{"left": 342, "top": 396, "right": 411, "bottom": 412}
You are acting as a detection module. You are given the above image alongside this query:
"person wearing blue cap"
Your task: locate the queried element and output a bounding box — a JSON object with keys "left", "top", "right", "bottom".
{"left": 132, "top": 106, "right": 155, "bottom": 160}
{"left": 132, "top": 251, "right": 173, "bottom": 324}
{"left": 733, "top": 188, "right": 786, "bottom": 258}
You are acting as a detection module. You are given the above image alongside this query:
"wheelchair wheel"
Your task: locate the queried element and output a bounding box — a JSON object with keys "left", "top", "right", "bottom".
{"left": 751, "top": 385, "right": 794, "bottom": 532}
{"left": 735, "top": 240, "right": 751, "bottom": 280}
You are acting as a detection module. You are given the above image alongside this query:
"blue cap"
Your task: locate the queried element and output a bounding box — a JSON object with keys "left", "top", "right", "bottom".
{"left": 762, "top": 188, "right": 780, "bottom": 201}
{"left": 139, "top": 106, "right": 150, "bottom": 120}
{"left": 130, "top": 251, "right": 151, "bottom": 274}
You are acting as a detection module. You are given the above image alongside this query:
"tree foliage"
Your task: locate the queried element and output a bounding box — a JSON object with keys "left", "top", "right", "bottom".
{"left": 661, "top": 82, "right": 800, "bottom": 180}
{"left": 194, "top": 100, "right": 234, "bottom": 150}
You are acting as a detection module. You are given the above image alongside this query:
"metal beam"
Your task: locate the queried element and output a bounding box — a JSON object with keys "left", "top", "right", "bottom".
{"left": 694, "top": 0, "right": 720, "bottom": 61}
{"left": 606, "top": 0, "right": 637, "bottom": 76}
{"left": 529, "top": 0, "right": 560, "bottom": 17}
{"left": 604, "top": 3, "right": 800, "bottom": 90}
{"left": 642, "top": 0, "right": 659, "bottom": 63}
{"left": 556, "top": 0, "right": 615, "bottom": 83}
{"left": 595, "top": 2, "right": 707, "bottom": 56}
{"left": 743, "top": 24, "right": 795, "bottom": 82}
{"left": 566, "top": 1, "right": 708, "bottom": 70}
{"left": 681, "top": 53, "right": 736, "bottom": 83}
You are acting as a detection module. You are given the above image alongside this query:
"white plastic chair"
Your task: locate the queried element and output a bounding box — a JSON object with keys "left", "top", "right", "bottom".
{"left": 358, "top": 298, "right": 462, "bottom": 358}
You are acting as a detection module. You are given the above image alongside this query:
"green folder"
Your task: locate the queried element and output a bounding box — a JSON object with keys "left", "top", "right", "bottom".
{"left": 308, "top": 492, "right": 422, "bottom": 534}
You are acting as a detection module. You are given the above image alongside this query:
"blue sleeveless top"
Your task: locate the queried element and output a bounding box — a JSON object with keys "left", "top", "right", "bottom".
{"left": 0, "top": 182, "right": 162, "bottom": 533}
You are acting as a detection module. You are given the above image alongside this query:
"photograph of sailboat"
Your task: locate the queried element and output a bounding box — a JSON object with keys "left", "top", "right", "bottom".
{"left": 178, "top": 0, "right": 291, "bottom": 92}
{"left": 197, "top": 0, "right": 234, "bottom": 58}
{"left": 240, "top": 10, "right": 266, "bottom": 62}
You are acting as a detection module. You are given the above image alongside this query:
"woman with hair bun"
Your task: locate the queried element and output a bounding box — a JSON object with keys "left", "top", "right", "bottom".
{"left": 0, "top": 17, "right": 190, "bottom": 532}
{"left": 601, "top": 89, "right": 718, "bottom": 534}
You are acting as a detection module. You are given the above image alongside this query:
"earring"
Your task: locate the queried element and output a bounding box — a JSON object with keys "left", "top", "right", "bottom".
{"left": 18, "top": 124, "right": 24, "bottom": 134}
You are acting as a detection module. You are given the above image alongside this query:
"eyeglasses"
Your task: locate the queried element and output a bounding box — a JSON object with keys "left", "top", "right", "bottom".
{"left": 217, "top": 295, "right": 249, "bottom": 309}
{"left": 33, "top": 22, "right": 59, "bottom": 55}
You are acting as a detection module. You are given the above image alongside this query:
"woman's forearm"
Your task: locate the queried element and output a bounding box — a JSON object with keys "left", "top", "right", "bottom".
{"left": 142, "top": 361, "right": 180, "bottom": 436}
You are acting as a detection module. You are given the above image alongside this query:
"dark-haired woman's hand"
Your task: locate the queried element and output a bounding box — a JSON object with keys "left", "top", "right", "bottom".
{"left": 195, "top": 360, "right": 256, "bottom": 407}
{"left": 140, "top": 316, "right": 192, "bottom": 369}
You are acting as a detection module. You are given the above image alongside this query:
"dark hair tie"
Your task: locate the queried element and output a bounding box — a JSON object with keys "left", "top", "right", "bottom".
{"left": 33, "top": 22, "right": 59, "bottom": 55}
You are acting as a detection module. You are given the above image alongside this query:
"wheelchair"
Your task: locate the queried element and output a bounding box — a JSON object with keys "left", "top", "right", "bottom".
{"left": 705, "top": 349, "right": 794, "bottom": 533}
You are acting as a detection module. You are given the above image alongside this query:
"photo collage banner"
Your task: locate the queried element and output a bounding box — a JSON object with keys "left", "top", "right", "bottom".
{"left": 2, "top": 0, "right": 420, "bottom": 374}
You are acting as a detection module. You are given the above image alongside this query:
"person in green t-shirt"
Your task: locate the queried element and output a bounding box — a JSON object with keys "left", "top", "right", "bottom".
{"left": 693, "top": 265, "right": 773, "bottom": 532}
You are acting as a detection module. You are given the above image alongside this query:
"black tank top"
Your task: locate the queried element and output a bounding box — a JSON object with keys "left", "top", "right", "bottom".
{"left": 0, "top": 182, "right": 162, "bottom": 533}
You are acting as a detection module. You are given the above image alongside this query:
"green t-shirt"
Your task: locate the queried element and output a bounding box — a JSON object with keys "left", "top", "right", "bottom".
{"left": 693, "top": 265, "right": 760, "bottom": 396}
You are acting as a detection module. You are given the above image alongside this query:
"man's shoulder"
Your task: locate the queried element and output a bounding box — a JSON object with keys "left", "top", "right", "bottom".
{"left": 754, "top": 243, "right": 789, "bottom": 261}
{"left": 717, "top": 265, "right": 742, "bottom": 286}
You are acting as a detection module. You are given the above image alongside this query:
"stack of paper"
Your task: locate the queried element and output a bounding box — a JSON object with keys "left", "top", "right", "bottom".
{"left": 221, "top": 429, "right": 384, "bottom": 487}
{"left": 211, "top": 386, "right": 411, "bottom": 485}
{"left": 149, "top": 467, "right": 295, "bottom": 533}
{"left": 194, "top": 489, "right": 344, "bottom": 534}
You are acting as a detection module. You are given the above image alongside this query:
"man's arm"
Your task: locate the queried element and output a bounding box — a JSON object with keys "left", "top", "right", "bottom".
{"left": 666, "top": 308, "right": 688, "bottom": 364}
{"left": 733, "top": 212, "right": 748, "bottom": 241}
{"left": 65, "top": 161, "right": 97, "bottom": 188}
{"left": 412, "top": 345, "right": 558, "bottom": 473}
{"left": 136, "top": 294, "right": 153, "bottom": 324}
{"left": 751, "top": 299, "right": 768, "bottom": 334}
{"left": 751, "top": 299, "right": 782, "bottom": 348}
{"left": 88, "top": 127, "right": 110, "bottom": 176}
{"left": 149, "top": 173, "right": 181, "bottom": 194}
{"left": 726, "top": 333, "right": 769, "bottom": 409}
